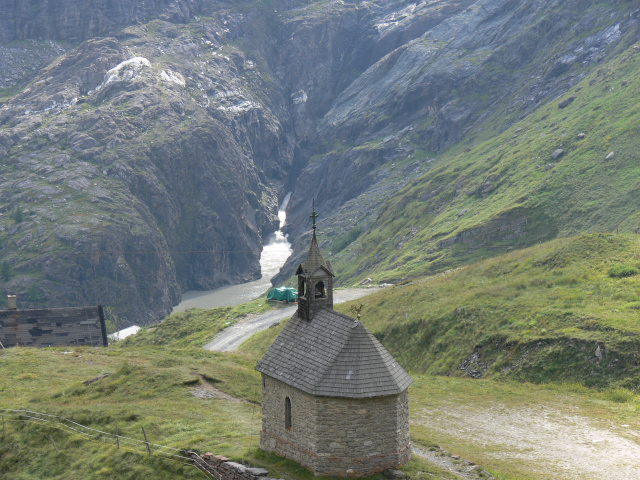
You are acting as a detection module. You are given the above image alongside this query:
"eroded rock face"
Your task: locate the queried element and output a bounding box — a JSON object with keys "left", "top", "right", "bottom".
{"left": 276, "top": 0, "right": 639, "bottom": 284}
{"left": 0, "top": 0, "right": 188, "bottom": 43}
{"left": 0, "top": 11, "right": 292, "bottom": 323}
{"left": 0, "top": 0, "right": 637, "bottom": 321}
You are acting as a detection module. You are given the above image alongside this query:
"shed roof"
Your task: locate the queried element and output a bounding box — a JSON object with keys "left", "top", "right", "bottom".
{"left": 256, "top": 309, "right": 413, "bottom": 398}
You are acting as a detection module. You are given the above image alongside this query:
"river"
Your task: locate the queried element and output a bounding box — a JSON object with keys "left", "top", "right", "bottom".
{"left": 171, "top": 193, "right": 293, "bottom": 313}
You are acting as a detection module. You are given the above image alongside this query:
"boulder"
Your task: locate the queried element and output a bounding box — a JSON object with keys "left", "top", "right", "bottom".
{"left": 384, "top": 470, "right": 406, "bottom": 479}
{"left": 552, "top": 149, "right": 564, "bottom": 160}
{"left": 246, "top": 467, "right": 269, "bottom": 476}
{"left": 558, "top": 96, "right": 576, "bottom": 108}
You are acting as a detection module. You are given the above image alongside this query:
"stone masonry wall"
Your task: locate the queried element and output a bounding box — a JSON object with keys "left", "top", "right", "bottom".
{"left": 261, "top": 375, "right": 319, "bottom": 458}
{"left": 260, "top": 375, "right": 411, "bottom": 477}
{"left": 313, "top": 390, "right": 411, "bottom": 476}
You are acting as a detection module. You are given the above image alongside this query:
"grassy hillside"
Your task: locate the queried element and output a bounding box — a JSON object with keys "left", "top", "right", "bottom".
{"left": 328, "top": 41, "right": 640, "bottom": 285}
{"left": 120, "top": 298, "right": 275, "bottom": 349}
{"left": 4, "top": 234, "right": 640, "bottom": 479}
{"left": 0, "top": 300, "right": 454, "bottom": 480}
{"left": 363, "top": 233, "right": 640, "bottom": 389}
{"left": 245, "top": 233, "right": 640, "bottom": 390}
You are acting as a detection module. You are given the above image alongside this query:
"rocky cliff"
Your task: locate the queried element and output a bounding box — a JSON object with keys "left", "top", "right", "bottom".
{"left": 0, "top": 2, "right": 296, "bottom": 323}
{"left": 275, "top": 0, "right": 640, "bottom": 286}
{"left": 0, "top": 0, "right": 638, "bottom": 322}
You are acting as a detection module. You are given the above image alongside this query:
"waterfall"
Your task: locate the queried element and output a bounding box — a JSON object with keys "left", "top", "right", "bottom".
{"left": 171, "top": 193, "right": 293, "bottom": 313}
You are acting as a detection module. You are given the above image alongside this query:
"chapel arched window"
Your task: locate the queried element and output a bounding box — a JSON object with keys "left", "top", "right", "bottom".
{"left": 285, "top": 397, "right": 292, "bottom": 429}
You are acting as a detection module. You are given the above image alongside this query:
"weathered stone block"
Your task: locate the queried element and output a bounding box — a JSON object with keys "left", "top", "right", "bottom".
{"left": 260, "top": 376, "right": 411, "bottom": 477}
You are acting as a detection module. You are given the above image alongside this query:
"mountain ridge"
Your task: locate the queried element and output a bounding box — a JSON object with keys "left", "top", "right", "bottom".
{"left": 0, "top": 0, "right": 638, "bottom": 323}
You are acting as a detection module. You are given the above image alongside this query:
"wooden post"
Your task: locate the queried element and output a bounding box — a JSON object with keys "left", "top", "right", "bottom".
{"left": 50, "top": 434, "right": 58, "bottom": 453}
{"left": 115, "top": 424, "right": 119, "bottom": 449}
{"left": 142, "top": 427, "right": 151, "bottom": 455}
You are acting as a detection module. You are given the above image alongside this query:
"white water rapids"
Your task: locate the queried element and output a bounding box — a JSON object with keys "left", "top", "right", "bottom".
{"left": 171, "top": 193, "right": 293, "bottom": 313}
{"left": 111, "top": 194, "right": 293, "bottom": 340}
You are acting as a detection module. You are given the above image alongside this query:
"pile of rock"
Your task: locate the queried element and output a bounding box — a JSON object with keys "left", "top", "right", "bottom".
{"left": 193, "top": 453, "right": 275, "bottom": 480}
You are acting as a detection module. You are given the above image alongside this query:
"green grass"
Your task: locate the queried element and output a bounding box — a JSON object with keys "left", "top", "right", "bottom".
{"left": 328, "top": 41, "right": 640, "bottom": 288}
{"left": 3, "top": 341, "right": 640, "bottom": 479}
{"left": 121, "top": 297, "right": 275, "bottom": 348}
{"left": 242, "top": 233, "right": 640, "bottom": 390}
{"left": 360, "top": 233, "right": 640, "bottom": 389}
{"left": 5, "top": 233, "right": 640, "bottom": 478}
{"left": 0, "top": 342, "right": 454, "bottom": 479}
{"left": 0, "top": 345, "right": 262, "bottom": 479}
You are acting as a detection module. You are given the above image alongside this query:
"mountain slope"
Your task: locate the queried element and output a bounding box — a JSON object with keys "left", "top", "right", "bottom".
{"left": 327, "top": 37, "right": 640, "bottom": 285}
{"left": 0, "top": 4, "right": 297, "bottom": 322}
{"left": 277, "top": 0, "right": 640, "bottom": 285}
{"left": 1, "top": 0, "right": 639, "bottom": 323}
{"left": 248, "top": 233, "right": 640, "bottom": 389}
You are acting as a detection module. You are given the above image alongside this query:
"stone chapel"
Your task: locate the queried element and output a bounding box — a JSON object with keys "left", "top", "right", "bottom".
{"left": 255, "top": 206, "right": 413, "bottom": 477}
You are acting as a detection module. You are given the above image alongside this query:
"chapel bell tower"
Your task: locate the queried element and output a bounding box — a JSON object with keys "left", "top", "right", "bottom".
{"left": 296, "top": 198, "right": 335, "bottom": 321}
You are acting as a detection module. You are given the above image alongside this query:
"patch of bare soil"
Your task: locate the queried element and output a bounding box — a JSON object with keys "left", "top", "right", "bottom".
{"left": 191, "top": 375, "right": 244, "bottom": 402}
{"left": 415, "top": 402, "right": 640, "bottom": 479}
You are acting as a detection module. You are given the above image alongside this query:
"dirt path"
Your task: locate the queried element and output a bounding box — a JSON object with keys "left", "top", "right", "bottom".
{"left": 203, "top": 288, "right": 380, "bottom": 352}
{"left": 191, "top": 375, "right": 245, "bottom": 402}
{"left": 415, "top": 402, "right": 640, "bottom": 479}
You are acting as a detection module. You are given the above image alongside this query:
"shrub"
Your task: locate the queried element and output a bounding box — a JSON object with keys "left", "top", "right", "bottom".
{"left": 607, "top": 387, "right": 635, "bottom": 403}
{"left": 608, "top": 264, "right": 639, "bottom": 278}
{"left": 13, "top": 206, "right": 23, "bottom": 223}
{"left": 1, "top": 260, "right": 12, "bottom": 281}
{"left": 27, "top": 282, "right": 42, "bottom": 303}
{"left": 330, "top": 227, "right": 362, "bottom": 253}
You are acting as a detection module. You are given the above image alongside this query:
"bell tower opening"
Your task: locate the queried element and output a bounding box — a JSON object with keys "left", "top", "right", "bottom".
{"left": 299, "top": 278, "right": 306, "bottom": 298}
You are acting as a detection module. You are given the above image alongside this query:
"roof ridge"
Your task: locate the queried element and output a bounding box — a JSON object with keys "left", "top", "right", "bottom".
{"left": 368, "top": 330, "right": 406, "bottom": 385}
{"left": 256, "top": 309, "right": 413, "bottom": 398}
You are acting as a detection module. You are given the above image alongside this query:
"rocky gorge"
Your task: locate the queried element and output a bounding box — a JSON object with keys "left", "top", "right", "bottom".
{"left": 0, "top": 0, "right": 638, "bottom": 323}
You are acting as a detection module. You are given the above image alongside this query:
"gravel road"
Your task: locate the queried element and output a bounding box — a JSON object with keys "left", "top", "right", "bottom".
{"left": 415, "top": 402, "right": 640, "bottom": 479}
{"left": 203, "top": 288, "right": 379, "bottom": 352}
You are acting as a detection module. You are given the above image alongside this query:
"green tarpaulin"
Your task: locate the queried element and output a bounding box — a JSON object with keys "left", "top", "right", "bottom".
{"left": 267, "top": 287, "right": 298, "bottom": 303}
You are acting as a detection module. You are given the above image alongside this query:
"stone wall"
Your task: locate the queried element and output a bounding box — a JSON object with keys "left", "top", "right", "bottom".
{"left": 297, "top": 276, "right": 334, "bottom": 321}
{"left": 260, "top": 375, "right": 411, "bottom": 477}
{"left": 0, "top": 306, "right": 107, "bottom": 347}
{"left": 194, "top": 453, "right": 270, "bottom": 480}
{"left": 261, "top": 375, "right": 319, "bottom": 457}
{"left": 313, "top": 390, "right": 411, "bottom": 475}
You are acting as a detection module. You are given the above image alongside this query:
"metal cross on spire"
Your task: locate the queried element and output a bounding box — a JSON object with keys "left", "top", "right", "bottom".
{"left": 310, "top": 194, "right": 318, "bottom": 234}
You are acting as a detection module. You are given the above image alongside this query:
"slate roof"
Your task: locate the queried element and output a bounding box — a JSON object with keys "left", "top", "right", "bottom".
{"left": 296, "top": 234, "right": 334, "bottom": 277}
{"left": 256, "top": 309, "right": 413, "bottom": 398}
